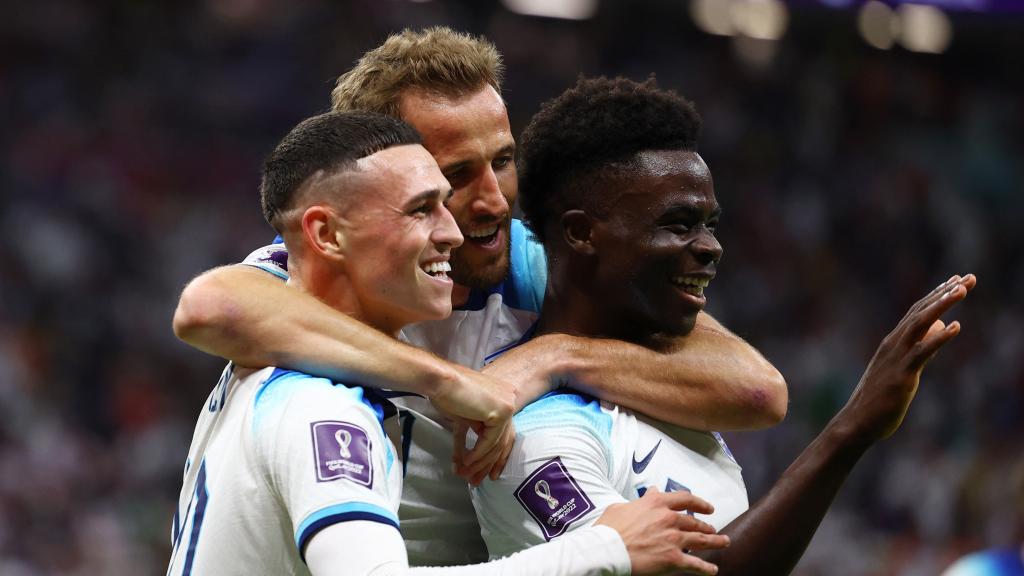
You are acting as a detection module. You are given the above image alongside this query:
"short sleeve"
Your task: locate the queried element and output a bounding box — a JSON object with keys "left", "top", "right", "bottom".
{"left": 241, "top": 242, "right": 290, "bottom": 280}
{"left": 471, "top": 393, "right": 628, "bottom": 559}
{"left": 251, "top": 371, "right": 398, "bottom": 561}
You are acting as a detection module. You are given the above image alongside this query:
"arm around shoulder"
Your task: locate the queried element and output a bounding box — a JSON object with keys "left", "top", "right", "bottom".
{"left": 485, "top": 312, "right": 787, "bottom": 431}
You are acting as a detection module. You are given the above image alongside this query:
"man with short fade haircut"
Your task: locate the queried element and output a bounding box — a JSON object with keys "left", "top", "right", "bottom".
{"left": 173, "top": 27, "right": 786, "bottom": 566}
{"left": 471, "top": 75, "right": 977, "bottom": 575}
{"left": 168, "top": 110, "right": 729, "bottom": 576}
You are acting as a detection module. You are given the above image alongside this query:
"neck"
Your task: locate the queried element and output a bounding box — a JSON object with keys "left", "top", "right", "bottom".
{"left": 451, "top": 283, "right": 471, "bottom": 309}
{"left": 539, "top": 258, "right": 671, "bottom": 350}
{"left": 291, "top": 258, "right": 400, "bottom": 338}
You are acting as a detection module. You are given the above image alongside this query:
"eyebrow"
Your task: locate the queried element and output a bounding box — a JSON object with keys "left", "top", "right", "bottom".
{"left": 438, "top": 144, "right": 516, "bottom": 174}
{"left": 660, "top": 203, "right": 722, "bottom": 221}
{"left": 403, "top": 187, "right": 454, "bottom": 210}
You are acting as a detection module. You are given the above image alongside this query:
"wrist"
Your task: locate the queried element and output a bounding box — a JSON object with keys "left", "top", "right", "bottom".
{"left": 823, "top": 410, "right": 876, "bottom": 456}
{"left": 531, "top": 333, "right": 580, "bottom": 391}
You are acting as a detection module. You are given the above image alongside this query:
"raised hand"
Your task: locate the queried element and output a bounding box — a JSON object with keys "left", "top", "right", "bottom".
{"left": 597, "top": 487, "right": 729, "bottom": 575}
{"left": 838, "top": 274, "right": 976, "bottom": 443}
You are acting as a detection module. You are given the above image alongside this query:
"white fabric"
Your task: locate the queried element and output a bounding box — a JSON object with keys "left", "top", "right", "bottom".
{"left": 167, "top": 364, "right": 402, "bottom": 575}
{"left": 239, "top": 221, "right": 547, "bottom": 566}
{"left": 306, "top": 521, "right": 629, "bottom": 576}
{"left": 471, "top": 392, "right": 749, "bottom": 558}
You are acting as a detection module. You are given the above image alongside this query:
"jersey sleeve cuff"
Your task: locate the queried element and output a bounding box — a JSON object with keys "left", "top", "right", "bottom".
{"left": 295, "top": 502, "right": 400, "bottom": 562}
{"left": 578, "top": 524, "right": 631, "bottom": 574}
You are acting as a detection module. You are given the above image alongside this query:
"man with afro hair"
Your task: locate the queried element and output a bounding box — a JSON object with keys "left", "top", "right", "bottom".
{"left": 471, "top": 76, "right": 975, "bottom": 575}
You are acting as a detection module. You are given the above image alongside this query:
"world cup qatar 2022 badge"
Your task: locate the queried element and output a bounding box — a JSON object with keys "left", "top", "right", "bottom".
{"left": 310, "top": 421, "right": 372, "bottom": 487}
{"left": 514, "top": 457, "right": 595, "bottom": 541}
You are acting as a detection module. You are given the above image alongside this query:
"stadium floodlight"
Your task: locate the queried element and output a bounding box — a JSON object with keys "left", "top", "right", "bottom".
{"left": 897, "top": 3, "right": 953, "bottom": 54}
{"left": 858, "top": 1, "right": 898, "bottom": 50}
{"left": 690, "top": 0, "right": 737, "bottom": 36}
{"left": 731, "top": 0, "right": 789, "bottom": 41}
{"left": 690, "top": 0, "right": 788, "bottom": 41}
{"left": 501, "top": 0, "right": 599, "bottom": 20}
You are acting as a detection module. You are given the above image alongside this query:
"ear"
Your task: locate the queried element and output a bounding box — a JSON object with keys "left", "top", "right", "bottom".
{"left": 300, "top": 205, "right": 346, "bottom": 262}
{"left": 560, "top": 210, "right": 596, "bottom": 256}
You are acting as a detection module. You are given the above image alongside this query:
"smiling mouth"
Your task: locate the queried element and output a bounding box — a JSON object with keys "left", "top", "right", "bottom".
{"left": 671, "top": 275, "right": 710, "bottom": 297}
{"left": 463, "top": 223, "right": 500, "bottom": 247}
{"left": 421, "top": 260, "right": 452, "bottom": 280}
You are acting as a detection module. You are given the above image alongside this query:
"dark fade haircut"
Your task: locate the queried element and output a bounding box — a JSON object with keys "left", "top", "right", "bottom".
{"left": 260, "top": 111, "right": 421, "bottom": 232}
{"left": 517, "top": 76, "right": 702, "bottom": 243}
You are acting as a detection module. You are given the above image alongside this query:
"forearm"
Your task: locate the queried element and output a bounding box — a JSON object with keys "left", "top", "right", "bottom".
{"left": 539, "top": 313, "right": 787, "bottom": 430}
{"left": 173, "top": 265, "right": 451, "bottom": 396}
{"left": 411, "top": 525, "right": 629, "bottom": 576}
{"left": 700, "top": 417, "right": 871, "bottom": 575}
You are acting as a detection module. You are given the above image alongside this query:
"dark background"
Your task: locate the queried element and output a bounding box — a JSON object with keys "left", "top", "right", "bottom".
{"left": 2, "top": 1, "right": 1021, "bottom": 574}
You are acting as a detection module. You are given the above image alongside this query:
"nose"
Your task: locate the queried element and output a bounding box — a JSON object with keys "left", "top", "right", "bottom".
{"left": 434, "top": 204, "right": 464, "bottom": 250}
{"left": 692, "top": 228, "right": 723, "bottom": 266}
{"left": 470, "top": 166, "right": 510, "bottom": 220}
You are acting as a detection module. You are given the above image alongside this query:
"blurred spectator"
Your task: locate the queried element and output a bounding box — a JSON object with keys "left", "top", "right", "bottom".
{"left": 1, "top": 1, "right": 1020, "bottom": 573}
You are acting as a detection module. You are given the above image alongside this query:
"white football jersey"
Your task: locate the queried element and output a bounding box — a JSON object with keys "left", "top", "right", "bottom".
{"left": 470, "top": 391, "right": 749, "bottom": 559}
{"left": 167, "top": 364, "right": 402, "bottom": 575}
{"left": 241, "top": 219, "right": 547, "bottom": 566}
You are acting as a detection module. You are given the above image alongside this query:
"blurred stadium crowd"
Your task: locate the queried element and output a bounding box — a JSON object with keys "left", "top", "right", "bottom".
{"left": 1, "top": 1, "right": 1021, "bottom": 574}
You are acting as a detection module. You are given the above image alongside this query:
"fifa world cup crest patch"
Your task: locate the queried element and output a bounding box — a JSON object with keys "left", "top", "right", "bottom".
{"left": 311, "top": 421, "right": 372, "bottom": 487}
{"left": 514, "top": 457, "right": 595, "bottom": 540}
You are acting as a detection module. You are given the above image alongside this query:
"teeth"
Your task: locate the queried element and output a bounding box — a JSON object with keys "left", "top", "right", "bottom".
{"left": 671, "top": 276, "right": 710, "bottom": 296}
{"left": 422, "top": 261, "right": 451, "bottom": 276}
{"left": 466, "top": 225, "right": 498, "bottom": 239}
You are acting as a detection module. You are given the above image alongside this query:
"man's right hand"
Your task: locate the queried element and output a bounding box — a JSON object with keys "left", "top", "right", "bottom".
{"left": 597, "top": 488, "right": 729, "bottom": 575}
{"left": 429, "top": 365, "right": 516, "bottom": 484}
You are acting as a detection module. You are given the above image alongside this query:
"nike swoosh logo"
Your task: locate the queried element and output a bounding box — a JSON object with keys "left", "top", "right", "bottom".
{"left": 632, "top": 439, "right": 662, "bottom": 474}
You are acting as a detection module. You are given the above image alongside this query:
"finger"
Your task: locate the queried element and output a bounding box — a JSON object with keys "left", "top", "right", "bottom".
{"left": 674, "top": 553, "right": 721, "bottom": 576}
{"left": 465, "top": 429, "right": 505, "bottom": 485}
{"left": 681, "top": 532, "right": 731, "bottom": 552}
{"left": 490, "top": 425, "right": 516, "bottom": 481}
{"left": 959, "top": 273, "right": 977, "bottom": 292}
{"left": 908, "top": 283, "right": 968, "bottom": 339}
{"left": 911, "top": 275, "right": 960, "bottom": 313}
{"left": 908, "top": 273, "right": 974, "bottom": 321}
{"left": 909, "top": 320, "right": 961, "bottom": 370}
{"left": 677, "top": 514, "right": 718, "bottom": 535}
{"left": 464, "top": 422, "right": 501, "bottom": 467}
{"left": 663, "top": 491, "right": 715, "bottom": 516}
{"left": 905, "top": 275, "right": 961, "bottom": 322}
{"left": 451, "top": 421, "right": 469, "bottom": 474}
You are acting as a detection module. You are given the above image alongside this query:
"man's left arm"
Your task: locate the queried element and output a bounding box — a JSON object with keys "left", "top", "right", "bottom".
{"left": 484, "top": 312, "right": 787, "bottom": 431}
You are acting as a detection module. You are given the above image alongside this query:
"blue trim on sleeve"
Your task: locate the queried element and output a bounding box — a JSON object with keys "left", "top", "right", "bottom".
{"left": 295, "top": 502, "right": 400, "bottom": 561}
{"left": 514, "top": 390, "right": 614, "bottom": 466}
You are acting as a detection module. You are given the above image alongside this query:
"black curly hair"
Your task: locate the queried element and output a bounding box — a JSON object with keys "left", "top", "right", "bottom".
{"left": 517, "top": 76, "right": 702, "bottom": 243}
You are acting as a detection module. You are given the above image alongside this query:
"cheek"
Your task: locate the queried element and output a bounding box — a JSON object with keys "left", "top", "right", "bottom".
{"left": 497, "top": 171, "right": 518, "bottom": 205}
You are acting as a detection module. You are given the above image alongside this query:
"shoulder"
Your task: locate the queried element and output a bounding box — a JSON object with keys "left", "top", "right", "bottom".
{"left": 515, "top": 390, "right": 613, "bottom": 444}
{"left": 252, "top": 369, "right": 395, "bottom": 434}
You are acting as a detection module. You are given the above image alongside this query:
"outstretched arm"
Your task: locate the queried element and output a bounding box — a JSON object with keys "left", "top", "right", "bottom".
{"left": 307, "top": 491, "right": 726, "bottom": 576}
{"left": 174, "top": 264, "right": 514, "bottom": 477}
{"left": 484, "top": 311, "right": 787, "bottom": 431}
{"left": 700, "top": 274, "right": 975, "bottom": 575}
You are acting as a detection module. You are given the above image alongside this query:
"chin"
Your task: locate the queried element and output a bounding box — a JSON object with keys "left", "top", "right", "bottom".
{"left": 450, "top": 252, "right": 510, "bottom": 289}
{"left": 661, "top": 313, "right": 699, "bottom": 338}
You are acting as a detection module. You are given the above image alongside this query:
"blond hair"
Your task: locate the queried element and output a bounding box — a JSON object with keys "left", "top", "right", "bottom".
{"left": 331, "top": 27, "right": 504, "bottom": 118}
